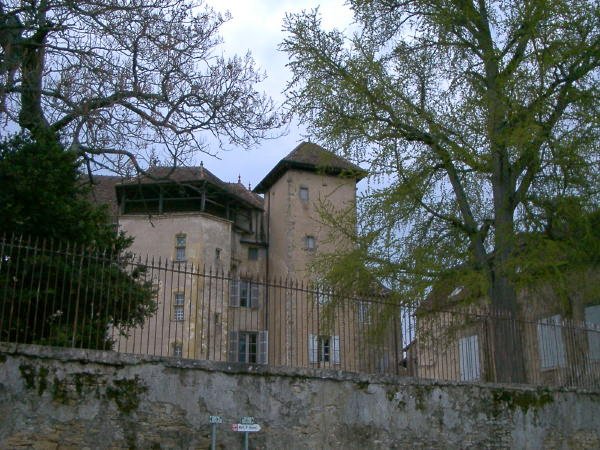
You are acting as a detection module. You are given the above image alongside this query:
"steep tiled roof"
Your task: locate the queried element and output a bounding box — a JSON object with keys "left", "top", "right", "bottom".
{"left": 225, "top": 182, "right": 264, "bottom": 209}
{"left": 253, "top": 142, "right": 367, "bottom": 193}
{"left": 88, "top": 175, "right": 123, "bottom": 218}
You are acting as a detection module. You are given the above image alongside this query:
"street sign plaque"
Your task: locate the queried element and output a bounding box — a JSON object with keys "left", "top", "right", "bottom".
{"left": 209, "top": 415, "right": 223, "bottom": 424}
{"left": 232, "top": 423, "right": 261, "bottom": 433}
{"left": 240, "top": 416, "right": 254, "bottom": 424}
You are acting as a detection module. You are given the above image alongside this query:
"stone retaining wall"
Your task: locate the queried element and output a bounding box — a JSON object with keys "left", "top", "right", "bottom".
{"left": 0, "top": 343, "right": 598, "bottom": 449}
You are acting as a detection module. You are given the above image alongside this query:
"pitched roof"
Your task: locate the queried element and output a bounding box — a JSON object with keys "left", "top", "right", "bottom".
{"left": 253, "top": 142, "right": 367, "bottom": 193}
{"left": 225, "top": 182, "right": 264, "bottom": 209}
{"left": 90, "top": 166, "right": 264, "bottom": 212}
{"left": 119, "top": 165, "right": 227, "bottom": 190}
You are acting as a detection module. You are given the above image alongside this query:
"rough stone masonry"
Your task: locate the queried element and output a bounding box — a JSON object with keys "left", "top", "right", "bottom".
{"left": 0, "top": 343, "right": 599, "bottom": 449}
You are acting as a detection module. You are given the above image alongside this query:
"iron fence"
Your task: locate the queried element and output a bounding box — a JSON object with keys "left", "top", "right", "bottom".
{"left": 1, "top": 235, "right": 598, "bottom": 389}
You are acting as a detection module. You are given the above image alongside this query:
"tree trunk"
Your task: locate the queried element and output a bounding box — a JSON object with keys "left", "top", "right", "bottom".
{"left": 18, "top": 17, "right": 58, "bottom": 146}
{"left": 488, "top": 273, "right": 527, "bottom": 383}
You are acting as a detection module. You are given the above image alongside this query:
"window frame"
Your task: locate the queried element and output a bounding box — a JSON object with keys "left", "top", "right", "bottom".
{"left": 309, "top": 334, "right": 340, "bottom": 365}
{"left": 248, "top": 247, "right": 259, "bottom": 261}
{"left": 299, "top": 186, "right": 309, "bottom": 202}
{"left": 174, "top": 292, "right": 185, "bottom": 306}
{"left": 305, "top": 235, "right": 316, "bottom": 251}
{"left": 357, "top": 301, "right": 371, "bottom": 324}
{"left": 230, "top": 278, "right": 260, "bottom": 308}
{"left": 228, "top": 330, "right": 268, "bottom": 364}
{"left": 172, "top": 342, "right": 183, "bottom": 357}
{"left": 174, "top": 305, "right": 185, "bottom": 321}
{"left": 175, "top": 233, "right": 187, "bottom": 261}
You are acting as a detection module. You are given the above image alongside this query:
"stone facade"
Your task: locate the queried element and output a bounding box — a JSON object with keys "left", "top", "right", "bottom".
{"left": 1, "top": 343, "right": 599, "bottom": 449}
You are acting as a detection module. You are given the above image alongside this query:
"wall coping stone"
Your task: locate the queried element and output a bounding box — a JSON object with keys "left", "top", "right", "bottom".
{"left": 2, "top": 341, "right": 597, "bottom": 395}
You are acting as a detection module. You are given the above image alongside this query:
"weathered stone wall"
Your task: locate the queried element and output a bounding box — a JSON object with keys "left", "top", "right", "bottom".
{"left": 1, "top": 343, "right": 599, "bottom": 449}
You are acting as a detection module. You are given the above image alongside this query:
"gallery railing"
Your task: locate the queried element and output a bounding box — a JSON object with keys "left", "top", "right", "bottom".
{"left": 1, "top": 235, "right": 598, "bottom": 390}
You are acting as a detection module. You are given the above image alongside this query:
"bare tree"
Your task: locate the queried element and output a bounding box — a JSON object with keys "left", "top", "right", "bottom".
{"left": 0, "top": 0, "right": 282, "bottom": 172}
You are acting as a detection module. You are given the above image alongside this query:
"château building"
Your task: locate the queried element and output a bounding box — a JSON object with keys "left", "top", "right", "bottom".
{"left": 93, "top": 143, "right": 402, "bottom": 373}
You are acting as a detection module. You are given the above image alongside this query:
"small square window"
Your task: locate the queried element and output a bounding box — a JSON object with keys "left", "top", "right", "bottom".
{"left": 305, "top": 235, "right": 316, "bottom": 251}
{"left": 248, "top": 247, "right": 259, "bottom": 261}
{"left": 299, "top": 186, "right": 309, "bottom": 202}
{"left": 173, "top": 343, "right": 183, "bottom": 357}
{"left": 174, "top": 306, "right": 185, "bottom": 321}
{"left": 174, "top": 293, "right": 185, "bottom": 306}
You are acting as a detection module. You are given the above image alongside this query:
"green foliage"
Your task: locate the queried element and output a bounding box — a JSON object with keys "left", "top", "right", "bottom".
{"left": 0, "top": 135, "right": 156, "bottom": 348}
{"left": 283, "top": 0, "right": 600, "bottom": 311}
{"left": 0, "top": 135, "right": 122, "bottom": 247}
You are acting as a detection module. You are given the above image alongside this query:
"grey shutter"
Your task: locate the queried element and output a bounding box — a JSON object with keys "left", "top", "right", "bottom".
{"left": 537, "top": 315, "right": 566, "bottom": 369}
{"left": 258, "top": 330, "right": 268, "bottom": 364}
{"left": 332, "top": 335, "right": 340, "bottom": 364}
{"left": 250, "top": 282, "right": 260, "bottom": 308}
{"left": 229, "top": 279, "right": 240, "bottom": 307}
{"left": 585, "top": 306, "right": 600, "bottom": 361}
{"left": 228, "top": 331, "right": 239, "bottom": 362}
{"left": 308, "top": 334, "right": 318, "bottom": 363}
{"left": 459, "top": 335, "right": 480, "bottom": 381}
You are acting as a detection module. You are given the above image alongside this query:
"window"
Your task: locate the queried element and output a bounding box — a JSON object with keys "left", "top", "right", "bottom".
{"left": 458, "top": 335, "right": 481, "bottom": 381}
{"left": 305, "top": 235, "right": 316, "bottom": 251}
{"left": 584, "top": 305, "right": 600, "bottom": 361}
{"left": 308, "top": 334, "right": 340, "bottom": 364}
{"left": 173, "top": 343, "right": 183, "bottom": 358}
{"left": 537, "top": 315, "right": 566, "bottom": 369}
{"left": 248, "top": 247, "right": 259, "bottom": 261}
{"left": 215, "top": 247, "right": 221, "bottom": 260}
{"left": 174, "top": 292, "right": 185, "bottom": 305}
{"left": 299, "top": 186, "right": 309, "bottom": 202}
{"left": 358, "top": 301, "right": 371, "bottom": 324}
{"left": 175, "top": 234, "right": 186, "bottom": 261}
{"left": 174, "top": 293, "right": 185, "bottom": 319}
{"left": 230, "top": 279, "right": 260, "bottom": 308}
{"left": 228, "top": 330, "right": 268, "bottom": 364}
{"left": 315, "top": 282, "right": 331, "bottom": 306}
{"left": 174, "top": 305, "right": 185, "bottom": 321}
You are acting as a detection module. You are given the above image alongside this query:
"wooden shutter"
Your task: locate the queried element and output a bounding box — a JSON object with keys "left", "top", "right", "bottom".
{"left": 308, "top": 334, "right": 318, "bottom": 363}
{"left": 228, "top": 331, "right": 239, "bottom": 362}
{"left": 250, "top": 282, "right": 260, "bottom": 308}
{"left": 459, "top": 335, "right": 480, "bottom": 381}
{"left": 258, "top": 330, "right": 268, "bottom": 364}
{"left": 229, "top": 279, "right": 240, "bottom": 307}
{"left": 332, "top": 335, "right": 341, "bottom": 365}
{"left": 537, "top": 315, "right": 566, "bottom": 369}
{"left": 585, "top": 306, "right": 600, "bottom": 361}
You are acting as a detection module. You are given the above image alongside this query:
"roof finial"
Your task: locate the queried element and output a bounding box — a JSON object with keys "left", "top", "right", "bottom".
{"left": 248, "top": 182, "right": 251, "bottom": 190}
{"left": 200, "top": 161, "right": 204, "bottom": 176}
{"left": 238, "top": 174, "right": 241, "bottom": 184}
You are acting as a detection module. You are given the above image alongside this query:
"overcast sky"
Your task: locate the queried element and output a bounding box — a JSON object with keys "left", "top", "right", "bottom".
{"left": 200, "top": 0, "right": 354, "bottom": 189}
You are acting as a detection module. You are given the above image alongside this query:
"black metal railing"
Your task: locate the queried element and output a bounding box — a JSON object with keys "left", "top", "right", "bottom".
{"left": 1, "top": 235, "right": 598, "bottom": 389}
